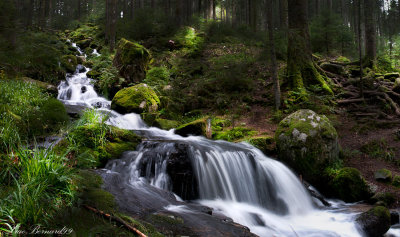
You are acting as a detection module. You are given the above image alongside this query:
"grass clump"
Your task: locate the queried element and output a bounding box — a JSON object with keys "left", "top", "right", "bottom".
{"left": 0, "top": 148, "right": 76, "bottom": 227}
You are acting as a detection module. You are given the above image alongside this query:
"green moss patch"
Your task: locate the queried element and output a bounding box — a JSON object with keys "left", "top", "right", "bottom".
{"left": 111, "top": 84, "right": 160, "bottom": 114}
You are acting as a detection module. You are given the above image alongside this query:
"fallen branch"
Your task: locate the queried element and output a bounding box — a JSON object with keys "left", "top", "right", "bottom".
{"left": 83, "top": 205, "right": 147, "bottom": 237}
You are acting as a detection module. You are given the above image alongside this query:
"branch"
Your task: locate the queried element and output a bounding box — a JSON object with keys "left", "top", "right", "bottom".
{"left": 83, "top": 205, "right": 147, "bottom": 237}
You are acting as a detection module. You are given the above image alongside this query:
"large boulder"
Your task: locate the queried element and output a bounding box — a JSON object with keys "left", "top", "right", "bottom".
{"left": 356, "top": 206, "right": 391, "bottom": 237}
{"left": 113, "top": 38, "right": 151, "bottom": 83}
{"left": 111, "top": 84, "right": 160, "bottom": 114}
{"left": 328, "top": 167, "right": 372, "bottom": 202}
{"left": 275, "top": 109, "right": 340, "bottom": 185}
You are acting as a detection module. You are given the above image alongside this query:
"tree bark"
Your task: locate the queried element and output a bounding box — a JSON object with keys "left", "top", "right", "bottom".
{"left": 267, "top": 0, "right": 280, "bottom": 109}
{"left": 364, "top": 0, "right": 376, "bottom": 65}
{"left": 287, "top": 0, "right": 332, "bottom": 94}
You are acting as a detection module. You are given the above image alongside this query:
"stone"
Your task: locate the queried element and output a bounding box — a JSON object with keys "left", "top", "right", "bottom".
{"left": 154, "top": 118, "right": 180, "bottom": 130}
{"left": 111, "top": 84, "right": 160, "bottom": 114}
{"left": 86, "top": 70, "right": 101, "bottom": 79}
{"left": 320, "top": 62, "right": 345, "bottom": 75}
{"left": 369, "top": 192, "right": 396, "bottom": 207}
{"left": 175, "top": 118, "right": 208, "bottom": 137}
{"left": 374, "top": 168, "right": 392, "bottom": 182}
{"left": 113, "top": 38, "right": 151, "bottom": 83}
{"left": 356, "top": 206, "right": 391, "bottom": 237}
{"left": 391, "top": 211, "right": 399, "bottom": 225}
{"left": 246, "top": 136, "right": 276, "bottom": 156}
{"left": 275, "top": 109, "right": 340, "bottom": 186}
{"left": 329, "top": 167, "right": 372, "bottom": 202}
{"left": 61, "top": 55, "right": 78, "bottom": 73}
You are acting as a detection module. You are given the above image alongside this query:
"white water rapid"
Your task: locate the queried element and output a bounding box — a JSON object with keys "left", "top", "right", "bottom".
{"left": 58, "top": 42, "right": 398, "bottom": 237}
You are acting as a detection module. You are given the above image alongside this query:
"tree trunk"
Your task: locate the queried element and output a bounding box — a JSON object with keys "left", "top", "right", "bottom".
{"left": 364, "top": 0, "right": 376, "bottom": 65}
{"left": 287, "top": 0, "right": 332, "bottom": 94}
{"left": 358, "top": 0, "right": 364, "bottom": 97}
{"left": 267, "top": 0, "right": 280, "bottom": 109}
{"left": 279, "top": 0, "right": 288, "bottom": 28}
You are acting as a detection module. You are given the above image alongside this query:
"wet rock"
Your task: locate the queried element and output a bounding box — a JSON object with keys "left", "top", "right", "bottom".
{"left": 86, "top": 70, "right": 101, "bottom": 79}
{"left": 81, "top": 86, "right": 87, "bottom": 93}
{"left": 246, "top": 136, "right": 276, "bottom": 156}
{"left": 76, "top": 64, "right": 86, "bottom": 73}
{"left": 356, "top": 206, "right": 391, "bottom": 237}
{"left": 76, "top": 38, "right": 92, "bottom": 49}
{"left": 111, "top": 83, "right": 160, "bottom": 114}
{"left": 154, "top": 118, "right": 180, "bottom": 130}
{"left": 374, "top": 168, "right": 392, "bottom": 182}
{"left": 391, "top": 211, "right": 399, "bottom": 225}
{"left": 113, "top": 38, "right": 151, "bottom": 83}
{"left": 275, "top": 109, "right": 340, "bottom": 187}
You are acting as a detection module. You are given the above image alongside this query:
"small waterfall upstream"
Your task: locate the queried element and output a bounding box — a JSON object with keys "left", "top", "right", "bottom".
{"left": 57, "top": 42, "right": 400, "bottom": 237}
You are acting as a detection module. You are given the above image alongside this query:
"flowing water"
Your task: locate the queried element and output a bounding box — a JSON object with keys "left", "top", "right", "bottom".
{"left": 57, "top": 43, "right": 400, "bottom": 237}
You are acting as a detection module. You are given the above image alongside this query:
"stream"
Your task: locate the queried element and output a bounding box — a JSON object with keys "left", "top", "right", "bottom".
{"left": 57, "top": 43, "right": 400, "bottom": 237}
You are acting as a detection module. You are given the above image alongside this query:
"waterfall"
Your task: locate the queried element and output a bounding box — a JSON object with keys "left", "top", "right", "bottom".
{"left": 58, "top": 42, "right": 364, "bottom": 237}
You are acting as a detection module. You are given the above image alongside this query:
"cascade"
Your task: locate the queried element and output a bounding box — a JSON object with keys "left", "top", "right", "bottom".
{"left": 58, "top": 42, "right": 380, "bottom": 237}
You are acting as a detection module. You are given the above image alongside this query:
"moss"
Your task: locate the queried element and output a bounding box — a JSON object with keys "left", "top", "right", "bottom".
{"left": 214, "top": 127, "right": 257, "bottom": 142}
{"left": 175, "top": 117, "right": 208, "bottom": 137}
{"left": 336, "top": 56, "right": 351, "bottom": 63}
{"left": 86, "top": 70, "right": 101, "bottom": 79}
{"left": 329, "top": 167, "right": 371, "bottom": 202}
{"left": 62, "top": 55, "right": 78, "bottom": 73}
{"left": 374, "top": 168, "right": 392, "bottom": 182}
{"left": 384, "top": 72, "right": 400, "bottom": 80}
{"left": 111, "top": 84, "right": 160, "bottom": 114}
{"left": 40, "top": 98, "right": 69, "bottom": 131}
{"left": 154, "top": 118, "right": 180, "bottom": 130}
{"left": 245, "top": 136, "right": 276, "bottom": 155}
{"left": 76, "top": 39, "right": 92, "bottom": 49}
{"left": 117, "top": 214, "right": 163, "bottom": 237}
{"left": 356, "top": 206, "right": 391, "bottom": 237}
{"left": 393, "top": 175, "right": 400, "bottom": 187}
{"left": 113, "top": 38, "right": 151, "bottom": 83}
{"left": 105, "top": 142, "right": 137, "bottom": 159}
{"left": 369, "top": 192, "right": 396, "bottom": 207}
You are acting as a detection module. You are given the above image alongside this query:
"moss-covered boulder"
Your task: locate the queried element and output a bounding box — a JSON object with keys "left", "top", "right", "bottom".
{"left": 113, "top": 38, "right": 151, "bottom": 83}
{"left": 320, "top": 62, "right": 345, "bottom": 75}
{"left": 246, "top": 136, "right": 276, "bottom": 156}
{"left": 393, "top": 175, "right": 400, "bottom": 187}
{"left": 86, "top": 70, "right": 101, "bottom": 79}
{"left": 328, "top": 167, "right": 372, "bottom": 202}
{"left": 275, "top": 109, "right": 340, "bottom": 185}
{"left": 356, "top": 206, "right": 391, "bottom": 237}
{"left": 374, "top": 168, "right": 392, "bottom": 182}
{"left": 175, "top": 118, "right": 208, "bottom": 137}
{"left": 369, "top": 192, "right": 396, "bottom": 207}
{"left": 105, "top": 126, "right": 141, "bottom": 159}
{"left": 154, "top": 118, "right": 180, "bottom": 130}
{"left": 61, "top": 55, "right": 78, "bottom": 73}
{"left": 111, "top": 84, "right": 160, "bottom": 114}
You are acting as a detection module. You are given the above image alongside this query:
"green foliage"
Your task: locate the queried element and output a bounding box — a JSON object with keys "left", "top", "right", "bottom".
{"left": 0, "top": 148, "right": 75, "bottom": 226}
{"left": 0, "top": 80, "right": 68, "bottom": 152}
{"left": 310, "top": 11, "right": 354, "bottom": 56}
{"left": 173, "top": 26, "right": 205, "bottom": 57}
{"left": 98, "top": 66, "right": 124, "bottom": 99}
{"left": 214, "top": 127, "right": 256, "bottom": 142}
{"left": 360, "top": 139, "right": 395, "bottom": 162}
{"left": 336, "top": 56, "right": 351, "bottom": 63}
{"left": 144, "top": 66, "right": 170, "bottom": 92}
{"left": 376, "top": 55, "right": 394, "bottom": 73}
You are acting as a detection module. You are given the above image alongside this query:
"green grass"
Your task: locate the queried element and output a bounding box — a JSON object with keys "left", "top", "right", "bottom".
{"left": 0, "top": 148, "right": 76, "bottom": 227}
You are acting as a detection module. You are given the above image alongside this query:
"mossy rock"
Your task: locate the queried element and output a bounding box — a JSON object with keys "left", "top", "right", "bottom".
{"left": 40, "top": 98, "right": 69, "bottom": 131}
{"left": 61, "top": 55, "right": 78, "bottom": 73}
{"left": 356, "top": 206, "right": 391, "bottom": 237}
{"left": 374, "top": 168, "right": 392, "bottom": 182}
{"left": 175, "top": 118, "right": 208, "bottom": 137}
{"left": 154, "top": 118, "right": 180, "bottom": 130}
{"left": 320, "top": 62, "right": 345, "bottom": 75}
{"left": 246, "top": 136, "right": 276, "bottom": 156}
{"left": 105, "top": 142, "right": 137, "bottom": 159}
{"left": 275, "top": 109, "right": 340, "bottom": 186}
{"left": 393, "top": 175, "right": 400, "bottom": 187}
{"left": 86, "top": 70, "right": 101, "bottom": 79}
{"left": 369, "top": 192, "right": 396, "bottom": 207}
{"left": 111, "top": 84, "right": 160, "bottom": 114}
{"left": 76, "top": 38, "right": 92, "bottom": 50}
{"left": 384, "top": 72, "right": 400, "bottom": 80}
{"left": 328, "top": 167, "right": 372, "bottom": 202}
{"left": 113, "top": 38, "right": 151, "bottom": 83}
